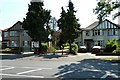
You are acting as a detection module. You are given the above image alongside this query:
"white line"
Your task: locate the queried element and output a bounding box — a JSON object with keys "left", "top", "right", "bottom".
{"left": 0, "top": 67, "right": 14, "bottom": 71}
{"left": 2, "top": 66, "right": 52, "bottom": 69}
{"left": 0, "top": 73, "right": 44, "bottom": 78}
{"left": 101, "top": 71, "right": 118, "bottom": 78}
{"left": 23, "top": 67, "right": 52, "bottom": 69}
{"left": 54, "top": 71, "right": 73, "bottom": 78}
{"left": 16, "top": 68, "right": 42, "bottom": 75}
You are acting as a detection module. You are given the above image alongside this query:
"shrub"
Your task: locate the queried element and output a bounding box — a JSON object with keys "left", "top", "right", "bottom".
{"left": 112, "top": 48, "right": 120, "bottom": 54}
{"left": 54, "top": 46, "right": 60, "bottom": 50}
{"left": 47, "top": 46, "right": 56, "bottom": 53}
{"left": 71, "top": 43, "right": 78, "bottom": 55}
{"left": 41, "top": 44, "right": 48, "bottom": 53}
{"left": 104, "top": 40, "right": 119, "bottom": 52}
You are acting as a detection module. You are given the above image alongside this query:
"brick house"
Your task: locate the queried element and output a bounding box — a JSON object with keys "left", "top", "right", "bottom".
{"left": 2, "top": 21, "right": 32, "bottom": 52}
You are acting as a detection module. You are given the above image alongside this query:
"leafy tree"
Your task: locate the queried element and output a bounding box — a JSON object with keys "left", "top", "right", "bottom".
{"left": 58, "top": 0, "right": 80, "bottom": 54}
{"left": 22, "top": 1, "right": 51, "bottom": 52}
{"left": 94, "top": 0, "right": 120, "bottom": 22}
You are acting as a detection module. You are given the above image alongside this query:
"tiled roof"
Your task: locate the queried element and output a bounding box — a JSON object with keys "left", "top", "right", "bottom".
{"left": 3, "top": 21, "right": 22, "bottom": 31}
{"left": 82, "top": 19, "right": 120, "bottom": 30}
{"left": 82, "top": 21, "right": 99, "bottom": 30}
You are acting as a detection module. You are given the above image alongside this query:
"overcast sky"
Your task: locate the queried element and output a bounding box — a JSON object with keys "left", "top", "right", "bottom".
{"left": 0, "top": 0, "right": 118, "bottom": 30}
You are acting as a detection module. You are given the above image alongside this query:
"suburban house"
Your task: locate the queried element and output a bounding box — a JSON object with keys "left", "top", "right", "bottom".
{"left": 77, "top": 19, "right": 120, "bottom": 51}
{"left": 0, "top": 29, "right": 2, "bottom": 49}
{"left": 2, "top": 21, "right": 32, "bottom": 52}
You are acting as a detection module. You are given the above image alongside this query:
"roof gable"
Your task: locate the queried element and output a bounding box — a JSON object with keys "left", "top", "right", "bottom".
{"left": 93, "top": 19, "right": 120, "bottom": 30}
{"left": 5, "top": 21, "right": 23, "bottom": 31}
{"left": 84, "top": 19, "right": 120, "bottom": 30}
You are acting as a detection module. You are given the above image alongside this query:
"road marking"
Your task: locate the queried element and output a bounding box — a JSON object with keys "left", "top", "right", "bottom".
{"left": 17, "top": 67, "right": 52, "bottom": 75}
{"left": 0, "top": 73, "right": 44, "bottom": 78}
{"left": 16, "top": 68, "right": 42, "bottom": 75}
{"left": 0, "top": 67, "right": 14, "bottom": 71}
{"left": 2, "top": 66, "right": 52, "bottom": 69}
{"left": 54, "top": 71, "right": 74, "bottom": 78}
{"left": 101, "top": 71, "right": 118, "bottom": 78}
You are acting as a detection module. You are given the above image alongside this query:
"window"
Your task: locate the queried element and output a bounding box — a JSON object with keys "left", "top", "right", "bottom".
{"left": 100, "top": 30, "right": 102, "bottom": 35}
{"left": 93, "top": 30, "right": 102, "bottom": 36}
{"left": 93, "top": 30, "right": 94, "bottom": 36}
{"left": 94, "top": 40, "right": 104, "bottom": 47}
{"left": 95, "top": 30, "right": 97, "bottom": 35}
{"left": 86, "top": 31, "right": 90, "bottom": 36}
{"left": 108, "top": 29, "right": 118, "bottom": 36}
{"left": 4, "top": 32, "right": 8, "bottom": 37}
{"left": 98, "top": 30, "right": 100, "bottom": 35}
{"left": 23, "top": 41, "right": 29, "bottom": 47}
{"left": 115, "top": 29, "right": 118, "bottom": 35}
{"left": 10, "top": 31, "right": 18, "bottom": 36}
{"left": 0, "top": 32, "right": 1, "bottom": 36}
{"left": 23, "top": 31, "right": 28, "bottom": 36}
{"left": 11, "top": 41, "right": 18, "bottom": 47}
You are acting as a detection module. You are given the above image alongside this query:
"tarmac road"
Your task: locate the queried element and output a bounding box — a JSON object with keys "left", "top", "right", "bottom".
{"left": 0, "top": 53, "right": 119, "bottom": 79}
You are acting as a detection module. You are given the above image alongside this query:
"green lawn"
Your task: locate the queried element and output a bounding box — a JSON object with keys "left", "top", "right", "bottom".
{"left": 100, "top": 58, "right": 120, "bottom": 61}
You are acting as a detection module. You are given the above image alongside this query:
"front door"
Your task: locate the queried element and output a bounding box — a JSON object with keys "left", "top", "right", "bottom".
{"left": 86, "top": 42, "right": 91, "bottom": 51}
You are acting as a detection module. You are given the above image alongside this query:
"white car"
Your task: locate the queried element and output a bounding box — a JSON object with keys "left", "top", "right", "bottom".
{"left": 92, "top": 46, "right": 102, "bottom": 54}
{"left": 78, "top": 46, "right": 87, "bottom": 53}
{"left": 92, "top": 46, "right": 101, "bottom": 49}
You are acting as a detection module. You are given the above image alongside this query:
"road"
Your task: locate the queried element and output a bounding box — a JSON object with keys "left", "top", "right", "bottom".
{"left": 0, "top": 53, "right": 120, "bottom": 79}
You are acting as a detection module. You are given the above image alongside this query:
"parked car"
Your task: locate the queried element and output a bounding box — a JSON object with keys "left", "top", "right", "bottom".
{"left": 92, "top": 46, "right": 101, "bottom": 54}
{"left": 78, "top": 46, "right": 87, "bottom": 53}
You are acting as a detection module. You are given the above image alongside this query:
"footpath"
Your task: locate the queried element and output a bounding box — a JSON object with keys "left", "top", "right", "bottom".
{"left": 0, "top": 52, "right": 119, "bottom": 61}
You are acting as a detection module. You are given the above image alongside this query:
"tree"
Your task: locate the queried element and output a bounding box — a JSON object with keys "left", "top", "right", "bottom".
{"left": 94, "top": 0, "right": 120, "bottom": 22}
{"left": 22, "top": 1, "right": 51, "bottom": 53}
{"left": 58, "top": 0, "right": 81, "bottom": 54}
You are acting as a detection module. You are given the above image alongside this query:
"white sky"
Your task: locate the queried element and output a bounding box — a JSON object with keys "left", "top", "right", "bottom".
{"left": 0, "top": 0, "right": 118, "bottom": 30}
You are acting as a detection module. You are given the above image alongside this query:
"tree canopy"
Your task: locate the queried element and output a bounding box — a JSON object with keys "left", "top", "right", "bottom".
{"left": 22, "top": 1, "right": 51, "bottom": 43}
{"left": 94, "top": 0, "right": 120, "bottom": 22}
{"left": 57, "top": 0, "right": 81, "bottom": 53}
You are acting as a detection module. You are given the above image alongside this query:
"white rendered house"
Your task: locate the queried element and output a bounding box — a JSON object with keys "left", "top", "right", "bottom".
{"left": 77, "top": 19, "right": 120, "bottom": 51}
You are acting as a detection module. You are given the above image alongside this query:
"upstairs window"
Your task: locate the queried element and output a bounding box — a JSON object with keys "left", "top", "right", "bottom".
{"left": 93, "top": 30, "right": 102, "bottom": 36}
{"left": 86, "top": 31, "right": 90, "bottom": 36}
{"left": 4, "top": 32, "right": 8, "bottom": 37}
{"left": 107, "top": 29, "right": 118, "bottom": 36}
{"left": 10, "top": 31, "right": 18, "bottom": 36}
{"left": 23, "top": 30, "right": 28, "bottom": 36}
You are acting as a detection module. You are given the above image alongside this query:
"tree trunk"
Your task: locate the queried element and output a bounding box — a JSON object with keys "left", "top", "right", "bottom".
{"left": 39, "top": 41, "right": 42, "bottom": 54}
{"left": 62, "top": 45, "right": 64, "bottom": 55}
{"left": 69, "top": 40, "right": 72, "bottom": 54}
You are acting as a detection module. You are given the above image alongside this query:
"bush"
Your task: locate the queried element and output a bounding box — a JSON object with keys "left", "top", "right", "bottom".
{"left": 71, "top": 43, "right": 78, "bottom": 55}
{"left": 54, "top": 46, "right": 60, "bottom": 50}
{"left": 112, "top": 48, "right": 120, "bottom": 54}
{"left": 41, "top": 44, "right": 48, "bottom": 53}
{"left": 47, "top": 46, "right": 56, "bottom": 53}
{"left": 1, "top": 48, "right": 21, "bottom": 54}
{"left": 104, "top": 40, "right": 119, "bottom": 52}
